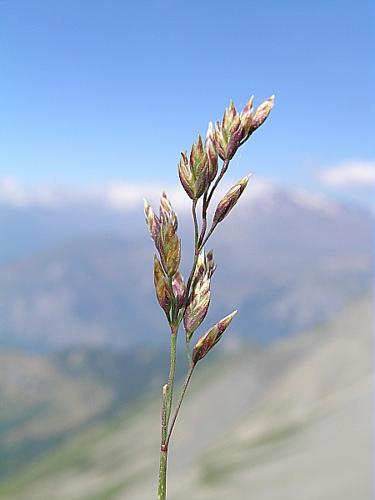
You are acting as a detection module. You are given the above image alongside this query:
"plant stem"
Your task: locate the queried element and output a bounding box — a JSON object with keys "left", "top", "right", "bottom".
{"left": 185, "top": 337, "right": 192, "bottom": 366}
{"left": 165, "top": 363, "right": 195, "bottom": 447}
{"left": 157, "top": 325, "right": 178, "bottom": 500}
{"left": 182, "top": 202, "right": 201, "bottom": 312}
{"left": 198, "top": 159, "right": 229, "bottom": 248}
{"left": 199, "top": 224, "right": 216, "bottom": 250}
{"left": 199, "top": 191, "right": 208, "bottom": 247}
{"left": 206, "top": 159, "right": 229, "bottom": 207}
{"left": 158, "top": 385, "right": 168, "bottom": 500}
{"left": 192, "top": 200, "right": 199, "bottom": 249}
{"left": 166, "top": 325, "right": 178, "bottom": 423}
{"left": 157, "top": 450, "right": 168, "bottom": 500}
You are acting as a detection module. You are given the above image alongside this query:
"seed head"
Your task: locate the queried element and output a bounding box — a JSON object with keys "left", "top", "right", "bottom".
{"left": 154, "top": 255, "right": 172, "bottom": 316}
{"left": 250, "top": 95, "right": 275, "bottom": 134}
{"left": 178, "top": 135, "right": 209, "bottom": 200}
{"left": 160, "top": 192, "right": 177, "bottom": 230}
{"left": 206, "top": 249, "right": 217, "bottom": 276}
{"left": 214, "top": 95, "right": 275, "bottom": 160}
{"left": 145, "top": 194, "right": 181, "bottom": 277}
{"left": 214, "top": 100, "right": 244, "bottom": 161}
{"left": 205, "top": 122, "right": 218, "bottom": 182}
{"left": 192, "top": 310, "right": 237, "bottom": 364}
{"left": 212, "top": 174, "right": 251, "bottom": 226}
{"left": 191, "top": 249, "right": 216, "bottom": 291}
{"left": 172, "top": 271, "right": 185, "bottom": 309}
{"left": 239, "top": 95, "right": 275, "bottom": 146}
{"left": 239, "top": 95, "right": 255, "bottom": 141}
{"left": 159, "top": 221, "right": 181, "bottom": 277}
{"left": 184, "top": 270, "right": 211, "bottom": 341}
{"left": 144, "top": 199, "right": 160, "bottom": 245}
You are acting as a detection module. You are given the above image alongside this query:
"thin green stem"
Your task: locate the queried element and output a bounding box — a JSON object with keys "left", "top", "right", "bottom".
{"left": 198, "top": 191, "right": 208, "bottom": 247}
{"left": 185, "top": 336, "right": 192, "bottom": 367}
{"left": 158, "top": 385, "right": 168, "bottom": 500}
{"left": 158, "top": 450, "right": 167, "bottom": 500}
{"left": 166, "top": 326, "right": 178, "bottom": 423}
{"left": 192, "top": 200, "right": 199, "bottom": 249}
{"left": 199, "top": 223, "right": 216, "bottom": 251}
{"left": 198, "top": 159, "right": 229, "bottom": 248}
{"left": 182, "top": 199, "right": 200, "bottom": 310}
{"left": 165, "top": 364, "right": 195, "bottom": 448}
{"left": 206, "top": 159, "right": 229, "bottom": 207}
{"left": 184, "top": 252, "right": 199, "bottom": 307}
{"left": 157, "top": 325, "right": 178, "bottom": 500}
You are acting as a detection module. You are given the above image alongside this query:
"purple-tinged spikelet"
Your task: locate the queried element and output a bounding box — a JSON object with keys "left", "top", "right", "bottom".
{"left": 239, "top": 95, "right": 255, "bottom": 141}
{"left": 154, "top": 255, "right": 172, "bottom": 316}
{"left": 144, "top": 194, "right": 181, "bottom": 278}
{"left": 178, "top": 135, "right": 209, "bottom": 200}
{"left": 172, "top": 271, "right": 185, "bottom": 309}
{"left": 159, "top": 221, "right": 181, "bottom": 277}
{"left": 214, "top": 100, "right": 243, "bottom": 161}
{"left": 212, "top": 174, "right": 251, "bottom": 226}
{"left": 214, "top": 95, "right": 274, "bottom": 160}
{"left": 250, "top": 95, "right": 275, "bottom": 134}
{"left": 144, "top": 199, "right": 161, "bottom": 245}
{"left": 184, "top": 270, "right": 211, "bottom": 341}
{"left": 192, "top": 310, "right": 237, "bottom": 364}
{"left": 205, "top": 122, "right": 218, "bottom": 183}
{"left": 206, "top": 249, "right": 217, "bottom": 276}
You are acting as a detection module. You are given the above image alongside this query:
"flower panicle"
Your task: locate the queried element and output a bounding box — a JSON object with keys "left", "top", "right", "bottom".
{"left": 149, "top": 94, "right": 274, "bottom": 499}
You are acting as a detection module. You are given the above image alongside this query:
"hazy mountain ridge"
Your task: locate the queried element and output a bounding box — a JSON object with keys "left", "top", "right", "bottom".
{"left": 0, "top": 187, "right": 372, "bottom": 350}
{"left": 0, "top": 295, "right": 371, "bottom": 499}
{"left": 0, "top": 346, "right": 181, "bottom": 479}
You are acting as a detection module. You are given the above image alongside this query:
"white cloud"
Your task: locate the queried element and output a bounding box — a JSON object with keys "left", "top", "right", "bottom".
{"left": 290, "top": 189, "right": 341, "bottom": 215}
{"left": 318, "top": 160, "right": 375, "bottom": 188}
{"left": 0, "top": 176, "right": 274, "bottom": 212}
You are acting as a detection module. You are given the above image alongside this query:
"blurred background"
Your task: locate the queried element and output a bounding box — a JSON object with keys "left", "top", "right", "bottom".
{"left": 0, "top": 0, "right": 374, "bottom": 499}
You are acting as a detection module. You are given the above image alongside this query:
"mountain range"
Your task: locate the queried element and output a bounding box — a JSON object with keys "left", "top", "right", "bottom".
{"left": 0, "top": 294, "right": 371, "bottom": 499}
{"left": 0, "top": 183, "right": 372, "bottom": 350}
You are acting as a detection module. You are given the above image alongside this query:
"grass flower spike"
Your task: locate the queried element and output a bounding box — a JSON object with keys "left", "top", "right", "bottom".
{"left": 143, "top": 94, "right": 274, "bottom": 499}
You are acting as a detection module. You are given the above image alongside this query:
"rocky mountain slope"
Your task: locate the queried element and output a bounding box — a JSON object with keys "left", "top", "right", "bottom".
{"left": 0, "top": 347, "right": 176, "bottom": 478}
{"left": 0, "top": 295, "right": 371, "bottom": 499}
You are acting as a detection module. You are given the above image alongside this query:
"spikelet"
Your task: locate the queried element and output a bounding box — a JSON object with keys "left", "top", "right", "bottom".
{"left": 178, "top": 135, "right": 209, "bottom": 200}
{"left": 205, "top": 122, "right": 218, "bottom": 183}
{"left": 192, "top": 311, "right": 237, "bottom": 364}
{"left": 184, "top": 270, "right": 211, "bottom": 341}
{"left": 212, "top": 175, "right": 251, "bottom": 226}
{"left": 144, "top": 199, "right": 160, "bottom": 245}
{"left": 172, "top": 271, "right": 185, "bottom": 309}
{"left": 214, "top": 100, "right": 244, "bottom": 161}
{"left": 214, "top": 95, "right": 275, "bottom": 160}
{"left": 144, "top": 193, "right": 181, "bottom": 278}
{"left": 154, "top": 255, "right": 172, "bottom": 316}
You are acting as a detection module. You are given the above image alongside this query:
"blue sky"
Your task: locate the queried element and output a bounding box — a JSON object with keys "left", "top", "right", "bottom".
{"left": 0, "top": 0, "right": 374, "bottom": 205}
